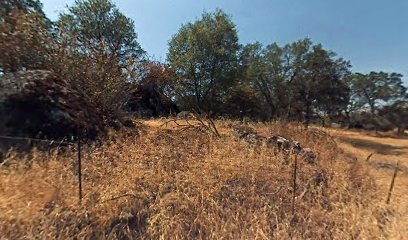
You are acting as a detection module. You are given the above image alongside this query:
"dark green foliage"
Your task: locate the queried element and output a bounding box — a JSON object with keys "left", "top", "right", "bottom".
{"left": 0, "top": 70, "right": 105, "bottom": 139}
{"left": 168, "top": 9, "right": 240, "bottom": 112}
{"left": 239, "top": 39, "right": 351, "bottom": 125}
{"left": 58, "top": 0, "right": 144, "bottom": 63}
{"left": 222, "top": 86, "right": 266, "bottom": 120}
{"left": 379, "top": 100, "right": 408, "bottom": 134}
{"left": 349, "top": 72, "right": 407, "bottom": 114}
{"left": 0, "top": 0, "right": 50, "bottom": 24}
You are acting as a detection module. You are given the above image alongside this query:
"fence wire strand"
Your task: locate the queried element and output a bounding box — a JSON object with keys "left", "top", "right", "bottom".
{"left": 0, "top": 135, "right": 75, "bottom": 146}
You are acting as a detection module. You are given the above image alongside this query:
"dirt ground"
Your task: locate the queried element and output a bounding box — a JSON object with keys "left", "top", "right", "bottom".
{"left": 331, "top": 128, "right": 408, "bottom": 239}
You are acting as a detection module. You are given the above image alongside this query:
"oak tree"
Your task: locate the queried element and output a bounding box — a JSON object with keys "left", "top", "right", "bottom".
{"left": 167, "top": 9, "right": 240, "bottom": 112}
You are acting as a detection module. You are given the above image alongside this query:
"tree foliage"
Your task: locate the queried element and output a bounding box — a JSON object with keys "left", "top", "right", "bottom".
{"left": 55, "top": 0, "right": 145, "bottom": 113}
{"left": 349, "top": 72, "right": 407, "bottom": 114}
{"left": 240, "top": 39, "right": 351, "bottom": 125}
{"left": 2, "top": 1, "right": 408, "bottom": 132}
{"left": 138, "top": 60, "right": 176, "bottom": 99}
{"left": 291, "top": 41, "right": 351, "bottom": 126}
{"left": 0, "top": 0, "right": 52, "bottom": 73}
{"left": 379, "top": 100, "right": 408, "bottom": 134}
{"left": 168, "top": 9, "right": 240, "bottom": 112}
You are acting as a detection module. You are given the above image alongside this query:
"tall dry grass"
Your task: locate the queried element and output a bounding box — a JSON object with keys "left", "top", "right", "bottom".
{"left": 0, "top": 120, "right": 390, "bottom": 239}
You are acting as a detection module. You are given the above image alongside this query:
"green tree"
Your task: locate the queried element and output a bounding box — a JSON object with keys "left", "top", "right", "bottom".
{"left": 241, "top": 39, "right": 351, "bottom": 124}
{"left": 55, "top": 0, "right": 145, "bottom": 113}
{"left": 349, "top": 72, "right": 407, "bottom": 115}
{"left": 292, "top": 41, "right": 351, "bottom": 127}
{"left": 240, "top": 42, "right": 276, "bottom": 119}
{"left": 167, "top": 9, "right": 240, "bottom": 112}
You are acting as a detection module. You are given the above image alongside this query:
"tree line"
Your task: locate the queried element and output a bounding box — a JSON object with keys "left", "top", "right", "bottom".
{"left": 1, "top": 0, "right": 407, "bottom": 132}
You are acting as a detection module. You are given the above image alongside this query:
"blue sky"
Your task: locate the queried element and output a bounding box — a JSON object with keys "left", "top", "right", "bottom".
{"left": 41, "top": 0, "right": 408, "bottom": 83}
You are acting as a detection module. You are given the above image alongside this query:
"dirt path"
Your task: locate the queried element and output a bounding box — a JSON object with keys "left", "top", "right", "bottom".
{"left": 331, "top": 129, "right": 408, "bottom": 239}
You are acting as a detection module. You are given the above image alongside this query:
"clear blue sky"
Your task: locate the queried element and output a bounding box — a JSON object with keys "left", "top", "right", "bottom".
{"left": 41, "top": 0, "right": 408, "bottom": 84}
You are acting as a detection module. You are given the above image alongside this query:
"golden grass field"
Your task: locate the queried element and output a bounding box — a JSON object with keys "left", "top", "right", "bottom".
{"left": 0, "top": 119, "right": 406, "bottom": 239}
{"left": 332, "top": 128, "right": 408, "bottom": 239}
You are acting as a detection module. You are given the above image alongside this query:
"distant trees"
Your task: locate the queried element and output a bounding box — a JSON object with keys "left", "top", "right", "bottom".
{"left": 291, "top": 40, "right": 351, "bottom": 127}
{"left": 379, "top": 100, "right": 408, "bottom": 135}
{"left": 167, "top": 9, "right": 240, "bottom": 112}
{"left": 343, "top": 72, "right": 407, "bottom": 131}
{"left": 1, "top": 2, "right": 407, "bottom": 132}
{"left": 222, "top": 86, "right": 265, "bottom": 120}
{"left": 239, "top": 39, "right": 351, "bottom": 125}
{"left": 348, "top": 72, "right": 407, "bottom": 114}
{"left": 138, "top": 60, "right": 176, "bottom": 98}
{"left": 166, "top": 8, "right": 407, "bottom": 129}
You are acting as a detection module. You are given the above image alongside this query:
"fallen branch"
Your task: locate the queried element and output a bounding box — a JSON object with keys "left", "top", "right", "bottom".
{"left": 307, "top": 128, "right": 338, "bottom": 148}
{"left": 161, "top": 113, "right": 220, "bottom": 137}
{"left": 101, "top": 193, "right": 139, "bottom": 203}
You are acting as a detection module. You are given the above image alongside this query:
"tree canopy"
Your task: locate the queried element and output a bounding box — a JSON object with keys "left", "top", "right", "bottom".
{"left": 167, "top": 9, "right": 240, "bottom": 112}
{"left": 349, "top": 72, "right": 407, "bottom": 114}
{"left": 239, "top": 39, "right": 351, "bottom": 125}
{"left": 55, "top": 0, "right": 145, "bottom": 112}
{"left": 1, "top": 2, "right": 407, "bottom": 131}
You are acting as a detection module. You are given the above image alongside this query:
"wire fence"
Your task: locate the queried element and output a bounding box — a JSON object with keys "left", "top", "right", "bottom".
{"left": 0, "top": 130, "right": 400, "bottom": 212}
{"left": 0, "top": 133, "right": 302, "bottom": 215}
{"left": 0, "top": 135, "right": 75, "bottom": 147}
{"left": 0, "top": 134, "right": 83, "bottom": 203}
{"left": 0, "top": 132, "right": 297, "bottom": 205}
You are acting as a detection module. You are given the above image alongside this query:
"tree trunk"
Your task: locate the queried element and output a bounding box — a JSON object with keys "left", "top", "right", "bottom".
{"left": 304, "top": 103, "right": 311, "bottom": 129}
{"left": 345, "top": 110, "right": 351, "bottom": 128}
{"left": 397, "top": 126, "right": 405, "bottom": 136}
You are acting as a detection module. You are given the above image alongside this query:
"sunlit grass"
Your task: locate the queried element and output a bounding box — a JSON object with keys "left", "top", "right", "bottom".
{"left": 0, "top": 119, "right": 401, "bottom": 239}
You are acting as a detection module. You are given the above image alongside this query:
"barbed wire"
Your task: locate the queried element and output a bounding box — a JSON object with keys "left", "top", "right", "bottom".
{"left": 0, "top": 135, "right": 75, "bottom": 146}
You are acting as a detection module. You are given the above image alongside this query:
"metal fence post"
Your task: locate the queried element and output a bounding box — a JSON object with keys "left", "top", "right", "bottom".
{"left": 292, "top": 154, "right": 298, "bottom": 217}
{"left": 77, "top": 131, "right": 83, "bottom": 204}
{"left": 386, "top": 161, "right": 400, "bottom": 204}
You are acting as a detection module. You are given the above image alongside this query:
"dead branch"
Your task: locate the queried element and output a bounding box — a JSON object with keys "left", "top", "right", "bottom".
{"left": 101, "top": 193, "right": 139, "bottom": 203}
{"left": 307, "top": 128, "right": 338, "bottom": 147}
{"left": 160, "top": 113, "right": 220, "bottom": 137}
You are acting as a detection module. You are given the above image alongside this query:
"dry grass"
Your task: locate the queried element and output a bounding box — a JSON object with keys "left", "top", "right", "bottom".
{"left": 331, "top": 128, "right": 408, "bottom": 239}
{"left": 0, "top": 119, "right": 398, "bottom": 239}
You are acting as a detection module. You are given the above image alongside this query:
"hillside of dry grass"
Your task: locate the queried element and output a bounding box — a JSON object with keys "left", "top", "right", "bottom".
{"left": 0, "top": 119, "right": 400, "bottom": 239}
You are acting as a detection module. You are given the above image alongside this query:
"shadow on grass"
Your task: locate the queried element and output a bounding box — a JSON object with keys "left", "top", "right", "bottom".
{"left": 341, "top": 128, "right": 408, "bottom": 140}
{"left": 336, "top": 136, "right": 408, "bottom": 156}
{"left": 369, "top": 132, "right": 408, "bottom": 140}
